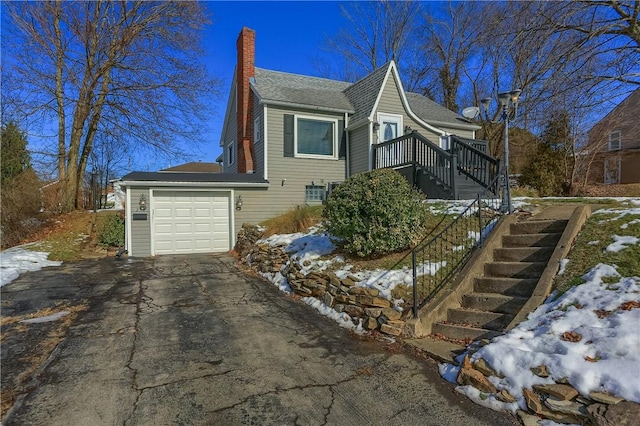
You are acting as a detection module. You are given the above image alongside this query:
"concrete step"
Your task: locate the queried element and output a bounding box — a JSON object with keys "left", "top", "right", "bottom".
{"left": 511, "top": 220, "right": 568, "bottom": 235}
{"left": 432, "top": 322, "right": 501, "bottom": 342}
{"left": 447, "top": 308, "right": 513, "bottom": 331}
{"left": 493, "top": 247, "right": 554, "bottom": 262}
{"left": 474, "top": 277, "right": 538, "bottom": 297}
{"left": 484, "top": 261, "right": 547, "bottom": 278}
{"left": 462, "top": 293, "right": 528, "bottom": 314}
{"left": 502, "top": 233, "right": 562, "bottom": 248}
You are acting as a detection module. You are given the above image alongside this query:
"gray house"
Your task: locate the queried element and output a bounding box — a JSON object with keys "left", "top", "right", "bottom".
{"left": 120, "top": 27, "right": 484, "bottom": 257}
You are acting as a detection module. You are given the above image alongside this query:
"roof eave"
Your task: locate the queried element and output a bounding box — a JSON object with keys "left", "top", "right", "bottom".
{"left": 120, "top": 180, "right": 270, "bottom": 188}
{"left": 427, "top": 119, "right": 481, "bottom": 131}
{"left": 261, "top": 99, "right": 354, "bottom": 114}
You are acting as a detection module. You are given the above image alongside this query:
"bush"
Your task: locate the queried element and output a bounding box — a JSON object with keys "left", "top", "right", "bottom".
{"left": 0, "top": 169, "right": 42, "bottom": 248}
{"left": 98, "top": 213, "right": 125, "bottom": 248}
{"left": 323, "top": 169, "right": 427, "bottom": 258}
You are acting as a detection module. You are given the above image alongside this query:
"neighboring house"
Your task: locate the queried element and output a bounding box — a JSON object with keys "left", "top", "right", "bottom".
{"left": 119, "top": 27, "right": 483, "bottom": 257}
{"left": 161, "top": 162, "right": 222, "bottom": 173}
{"left": 586, "top": 88, "right": 640, "bottom": 184}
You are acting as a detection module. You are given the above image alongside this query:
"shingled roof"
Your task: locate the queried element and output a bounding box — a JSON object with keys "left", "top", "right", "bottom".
{"left": 250, "top": 62, "right": 475, "bottom": 130}
{"left": 252, "top": 68, "right": 353, "bottom": 113}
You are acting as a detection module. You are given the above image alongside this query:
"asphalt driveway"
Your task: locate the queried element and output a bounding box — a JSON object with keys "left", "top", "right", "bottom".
{"left": 1, "top": 254, "right": 517, "bottom": 425}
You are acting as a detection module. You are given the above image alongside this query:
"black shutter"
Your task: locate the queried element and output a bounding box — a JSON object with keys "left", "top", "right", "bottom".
{"left": 338, "top": 119, "right": 346, "bottom": 159}
{"left": 284, "top": 114, "right": 294, "bottom": 157}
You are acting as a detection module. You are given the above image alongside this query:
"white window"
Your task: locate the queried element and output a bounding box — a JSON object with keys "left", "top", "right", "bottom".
{"left": 305, "top": 185, "right": 326, "bottom": 202}
{"left": 295, "top": 116, "right": 338, "bottom": 159}
{"left": 227, "top": 141, "right": 235, "bottom": 165}
{"left": 608, "top": 131, "right": 621, "bottom": 151}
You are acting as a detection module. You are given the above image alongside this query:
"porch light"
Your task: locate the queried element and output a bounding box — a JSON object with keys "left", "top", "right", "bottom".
{"left": 139, "top": 194, "right": 147, "bottom": 211}
{"left": 235, "top": 195, "right": 243, "bottom": 211}
{"left": 372, "top": 122, "right": 380, "bottom": 132}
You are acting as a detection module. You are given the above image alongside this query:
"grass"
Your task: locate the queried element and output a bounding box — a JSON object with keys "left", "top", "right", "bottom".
{"left": 24, "top": 210, "right": 116, "bottom": 261}
{"left": 553, "top": 206, "right": 640, "bottom": 295}
{"left": 260, "top": 205, "right": 325, "bottom": 236}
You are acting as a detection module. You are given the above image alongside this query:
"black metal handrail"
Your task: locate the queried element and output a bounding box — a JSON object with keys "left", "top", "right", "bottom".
{"left": 451, "top": 137, "right": 501, "bottom": 189}
{"left": 411, "top": 174, "right": 502, "bottom": 317}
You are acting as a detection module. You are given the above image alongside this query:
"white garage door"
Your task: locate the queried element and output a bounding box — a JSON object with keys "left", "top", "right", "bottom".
{"left": 153, "top": 191, "right": 231, "bottom": 255}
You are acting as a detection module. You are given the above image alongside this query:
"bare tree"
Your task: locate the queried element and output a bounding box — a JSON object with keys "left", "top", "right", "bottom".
{"left": 539, "top": 0, "right": 640, "bottom": 85}
{"left": 3, "top": 1, "right": 221, "bottom": 211}
{"left": 414, "top": 2, "right": 483, "bottom": 112}
{"left": 317, "top": 1, "right": 421, "bottom": 85}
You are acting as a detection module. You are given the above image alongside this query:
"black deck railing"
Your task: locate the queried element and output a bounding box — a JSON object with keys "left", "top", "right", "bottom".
{"left": 411, "top": 174, "right": 502, "bottom": 317}
{"left": 372, "top": 131, "right": 458, "bottom": 195}
{"left": 451, "top": 136, "right": 501, "bottom": 188}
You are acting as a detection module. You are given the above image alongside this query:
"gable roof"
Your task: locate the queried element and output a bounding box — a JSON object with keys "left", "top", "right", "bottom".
{"left": 343, "top": 62, "right": 392, "bottom": 125}
{"left": 251, "top": 68, "right": 354, "bottom": 113}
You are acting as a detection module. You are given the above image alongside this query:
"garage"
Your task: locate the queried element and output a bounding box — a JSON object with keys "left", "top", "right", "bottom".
{"left": 119, "top": 171, "right": 270, "bottom": 257}
{"left": 152, "top": 191, "right": 231, "bottom": 254}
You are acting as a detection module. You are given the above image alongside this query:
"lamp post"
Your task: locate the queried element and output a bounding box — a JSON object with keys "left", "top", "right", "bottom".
{"left": 480, "top": 89, "right": 521, "bottom": 214}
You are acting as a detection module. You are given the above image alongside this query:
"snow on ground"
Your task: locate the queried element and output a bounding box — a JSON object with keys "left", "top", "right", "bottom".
{"left": 258, "top": 198, "right": 640, "bottom": 414}
{"left": 438, "top": 201, "right": 640, "bottom": 413}
{"left": 0, "top": 246, "right": 62, "bottom": 287}
{"left": 19, "top": 311, "right": 70, "bottom": 323}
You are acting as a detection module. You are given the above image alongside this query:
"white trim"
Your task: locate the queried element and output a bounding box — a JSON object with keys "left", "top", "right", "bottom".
{"left": 368, "top": 121, "right": 374, "bottom": 171}
{"left": 260, "top": 99, "right": 353, "bottom": 114}
{"left": 294, "top": 114, "right": 339, "bottom": 160}
{"left": 369, "top": 61, "right": 446, "bottom": 137}
{"left": 120, "top": 180, "right": 269, "bottom": 188}
{"left": 344, "top": 112, "right": 350, "bottom": 178}
{"left": 125, "top": 187, "right": 132, "bottom": 255}
{"left": 149, "top": 189, "right": 155, "bottom": 255}
{"left": 229, "top": 189, "right": 236, "bottom": 248}
{"left": 263, "top": 104, "right": 269, "bottom": 180}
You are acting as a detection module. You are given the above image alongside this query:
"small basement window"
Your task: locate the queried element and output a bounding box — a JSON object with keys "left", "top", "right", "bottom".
{"left": 305, "top": 185, "right": 326, "bottom": 202}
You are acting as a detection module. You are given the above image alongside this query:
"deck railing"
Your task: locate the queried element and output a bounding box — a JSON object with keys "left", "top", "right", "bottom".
{"left": 372, "top": 131, "right": 499, "bottom": 199}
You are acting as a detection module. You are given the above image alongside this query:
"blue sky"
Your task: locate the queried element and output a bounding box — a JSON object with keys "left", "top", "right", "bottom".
{"left": 196, "top": 1, "right": 348, "bottom": 169}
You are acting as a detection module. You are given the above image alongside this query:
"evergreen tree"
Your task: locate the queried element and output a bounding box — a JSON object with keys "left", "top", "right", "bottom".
{"left": 520, "top": 112, "right": 573, "bottom": 196}
{"left": 1, "top": 121, "right": 31, "bottom": 185}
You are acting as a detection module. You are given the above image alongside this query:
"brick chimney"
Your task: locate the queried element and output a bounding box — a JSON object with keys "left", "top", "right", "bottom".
{"left": 236, "top": 27, "right": 255, "bottom": 174}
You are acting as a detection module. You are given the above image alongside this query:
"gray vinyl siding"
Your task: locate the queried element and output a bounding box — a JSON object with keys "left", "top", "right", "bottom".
{"left": 264, "top": 105, "right": 346, "bottom": 215}
{"left": 129, "top": 187, "right": 151, "bottom": 257}
{"left": 233, "top": 187, "right": 275, "bottom": 233}
{"left": 374, "top": 72, "right": 443, "bottom": 144}
{"left": 349, "top": 126, "right": 370, "bottom": 175}
{"left": 221, "top": 88, "right": 238, "bottom": 174}
{"left": 252, "top": 102, "right": 265, "bottom": 178}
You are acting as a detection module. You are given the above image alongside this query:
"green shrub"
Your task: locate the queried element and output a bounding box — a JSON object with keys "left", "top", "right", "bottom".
{"left": 98, "top": 213, "right": 125, "bottom": 247}
{"left": 323, "top": 169, "right": 427, "bottom": 258}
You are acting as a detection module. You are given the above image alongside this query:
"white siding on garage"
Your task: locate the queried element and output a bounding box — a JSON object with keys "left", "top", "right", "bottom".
{"left": 152, "top": 191, "right": 231, "bottom": 254}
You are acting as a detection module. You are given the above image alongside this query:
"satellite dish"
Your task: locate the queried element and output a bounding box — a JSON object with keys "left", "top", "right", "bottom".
{"left": 462, "top": 106, "right": 479, "bottom": 119}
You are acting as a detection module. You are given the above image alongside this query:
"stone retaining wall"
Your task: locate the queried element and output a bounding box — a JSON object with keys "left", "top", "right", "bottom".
{"left": 235, "top": 224, "right": 410, "bottom": 336}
